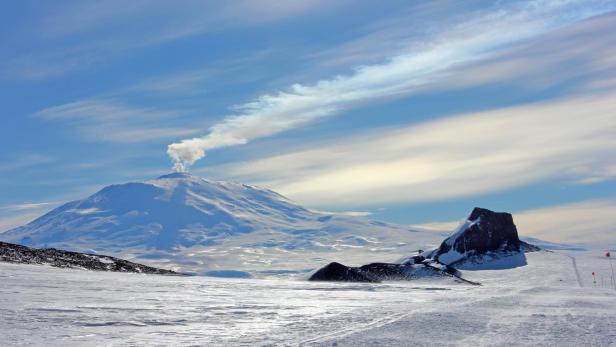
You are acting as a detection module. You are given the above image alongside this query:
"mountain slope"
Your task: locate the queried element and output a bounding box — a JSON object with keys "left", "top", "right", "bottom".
{"left": 0, "top": 173, "right": 441, "bottom": 276}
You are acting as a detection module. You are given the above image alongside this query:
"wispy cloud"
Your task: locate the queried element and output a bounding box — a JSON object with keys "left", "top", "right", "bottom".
{"left": 309, "top": 209, "right": 373, "bottom": 217}
{"left": 206, "top": 91, "right": 616, "bottom": 207}
{"left": 35, "top": 99, "right": 200, "bottom": 143}
{"left": 514, "top": 198, "right": 616, "bottom": 244}
{"left": 305, "top": 1, "right": 480, "bottom": 69}
{"left": 125, "top": 50, "right": 277, "bottom": 97}
{"left": 0, "top": 212, "right": 44, "bottom": 233}
{"left": 145, "top": 0, "right": 347, "bottom": 43}
{"left": 0, "top": 201, "right": 62, "bottom": 232}
{"left": 2, "top": 37, "right": 131, "bottom": 80}
{"left": 439, "top": 12, "right": 616, "bottom": 91}
{"left": 0, "top": 154, "right": 54, "bottom": 174}
{"left": 36, "top": 0, "right": 155, "bottom": 38}
{"left": 167, "top": 0, "right": 615, "bottom": 169}
{"left": 0, "top": 202, "right": 60, "bottom": 212}
{"left": 2, "top": 0, "right": 344, "bottom": 80}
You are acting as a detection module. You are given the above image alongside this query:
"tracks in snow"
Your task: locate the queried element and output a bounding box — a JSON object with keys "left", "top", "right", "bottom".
{"left": 564, "top": 254, "right": 583, "bottom": 287}
{"left": 298, "top": 310, "right": 412, "bottom": 345}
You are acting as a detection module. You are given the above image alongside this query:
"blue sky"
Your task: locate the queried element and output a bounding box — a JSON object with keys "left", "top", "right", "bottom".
{"left": 1, "top": 0, "right": 616, "bottom": 240}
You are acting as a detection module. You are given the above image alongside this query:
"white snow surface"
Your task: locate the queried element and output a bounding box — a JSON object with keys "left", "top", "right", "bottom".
{"left": 1, "top": 250, "right": 615, "bottom": 346}
{"left": 0, "top": 173, "right": 440, "bottom": 276}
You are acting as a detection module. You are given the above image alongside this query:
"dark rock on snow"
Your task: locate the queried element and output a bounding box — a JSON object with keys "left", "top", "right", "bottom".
{"left": 311, "top": 207, "right": 538, "bottom": 283}
{"left": 433, "top": 207, "right": 539, "bottom": 265}
{"left": 358, "top": 262, "right": 444, "bottom": 281}
{"left": 309, "top": 262, "right": 379, "bottom": 282}
{"left": 406, "top": 255, "right": 426, "bottom": 264}
{"left": 437, "top": 207, "right": 520, "bottom": 255}
{"left": 0, "top": 241, "right": 180, "bottom": 275}
{"left": 309, "top": 261, "right": 477, "bottom": 284}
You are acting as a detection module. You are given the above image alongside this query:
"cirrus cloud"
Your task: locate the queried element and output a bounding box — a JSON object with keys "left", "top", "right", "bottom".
{"left": 205, "top": 91, "right": 616, "bottom": 207}
{"left": 167, "top": 0, "right": 616, "bottom": 169}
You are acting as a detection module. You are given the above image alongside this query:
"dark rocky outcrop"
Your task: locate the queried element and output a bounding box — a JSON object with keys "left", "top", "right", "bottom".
{"left": 433, "top": 207, "right": 539, "bottom": 266}
{"left": 310, "top": 207, "right": 539, "bottom": 283}
{"left": 438, "top": 207, "right": 519, "bottom": 255}
{"left": 309, "top": 262, "right": 379, "bottom": 282}
{"left": 359, "top": 262, "right": 444, "bottom": 281}
{"left": 0, "top": 241, "right": 181, "bottom": 275}
{"left": 309, "top": 261, "right": 479, "bottom": 284}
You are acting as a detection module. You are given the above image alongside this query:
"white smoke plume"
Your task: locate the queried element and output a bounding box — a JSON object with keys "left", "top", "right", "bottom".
{"left": 167, "top": 0, "right": 614, "bottom": 171}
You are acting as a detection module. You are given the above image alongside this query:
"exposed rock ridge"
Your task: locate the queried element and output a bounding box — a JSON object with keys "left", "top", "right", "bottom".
{"left": 0, "top": 241, "right": 181, "bottom": 275}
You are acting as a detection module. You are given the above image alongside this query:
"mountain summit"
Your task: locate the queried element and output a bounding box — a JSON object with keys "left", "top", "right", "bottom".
{"left": 1, "top": 173, "right": 433, "bottom": 276}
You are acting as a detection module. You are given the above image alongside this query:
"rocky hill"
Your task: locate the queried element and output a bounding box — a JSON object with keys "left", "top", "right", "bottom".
{"left": 429, "top": 207, "right": 539, "bottom": 269}
{"left": 0, "top": 241, "right": 180, "bottom": 274}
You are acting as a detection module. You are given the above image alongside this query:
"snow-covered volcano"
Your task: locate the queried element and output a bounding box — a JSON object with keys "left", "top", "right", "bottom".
{"left": 3, "top": 172, "right": 324, "bottom": 250}
{"left": 1, "top": 173, "right": 441, "bottom": 276}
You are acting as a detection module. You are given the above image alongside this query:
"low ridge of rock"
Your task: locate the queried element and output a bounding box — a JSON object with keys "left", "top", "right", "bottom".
{"left": 358, "top": 262, "right": 446, "bottom": 281}
{"left": 0, "top": 241, "right": 181, "bottom": 275}
{"left": 308, "top": 262, "right": 379, "bottom": 282}
{"left": 309, "top": 261, "right": 478, "bottom": 284}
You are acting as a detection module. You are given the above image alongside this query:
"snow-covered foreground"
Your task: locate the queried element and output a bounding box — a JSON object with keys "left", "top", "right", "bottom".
{"left": 1, "top": 251, "right": 615, "bottom": 346}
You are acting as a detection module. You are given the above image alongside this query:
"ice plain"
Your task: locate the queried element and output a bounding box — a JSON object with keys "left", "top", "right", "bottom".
{"left": 2, "top": 250, "right": 615, "bottom": 346}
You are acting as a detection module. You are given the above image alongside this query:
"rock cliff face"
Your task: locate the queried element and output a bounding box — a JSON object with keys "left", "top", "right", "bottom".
{"left": 434, "top": 208, "right": 518, "bottom": 263}
{"left": 0, "top": 241, "right": 180, "bottom": 275}
{"left": 432, "top": 207, "right": 538, "bottom": 266}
